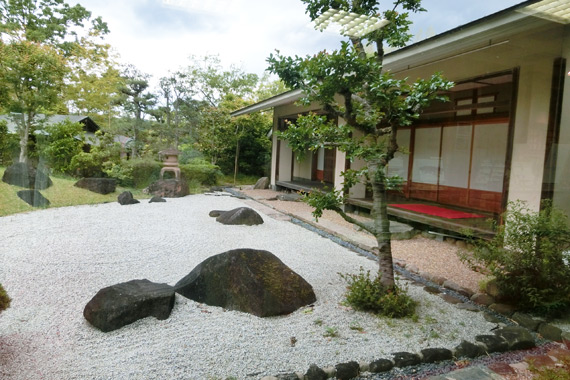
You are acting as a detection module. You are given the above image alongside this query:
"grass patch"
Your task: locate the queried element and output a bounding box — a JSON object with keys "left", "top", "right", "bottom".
{"left": 219, "top": 174, "right": 260, "bottom": 187}
{"left": 0, "top": 167, "right": 149, "bottom": 217}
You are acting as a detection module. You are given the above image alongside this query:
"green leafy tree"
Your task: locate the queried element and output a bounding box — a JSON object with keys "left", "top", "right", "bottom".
{"left": 0, "top": 0, "right": 109, "bottom": 163}
{"left": 0, "top": 118, "right": 19, "bottom": 165}
{"left": 267, "top": 0, "right": 453, "bottom": 289}
{"left": 38, "top": 119, "right": 84, "bottom": 174}
{"left": 117, "top": 65, "right": 156, "bottom": 158}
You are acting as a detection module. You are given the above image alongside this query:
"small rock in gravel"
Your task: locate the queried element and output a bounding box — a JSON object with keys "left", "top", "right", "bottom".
{"left": 494, "top": 326, "right": 536, "bottom": 350}
{"left": 454, "top": 340, "right": 486, "bottom": 358}
{"left": 420, "top": 348, "right": 453, "bottom": 363}
{"left": 439, "top": 293, "right": 463, "bottom": 304}
{"left": 455, "top": 303, "right": 481, "bottom": 312}
{"left": 369, "top": 358, "right": 394, "bottom": 373}
{"left": 304, "top": 364, "right": 327, "bottom": 380}
{"left": 118, "top": 191, "right": 140, "bottom": 205}
{"left": 475, "top": 334, "right": 509, "bottom": 353}
{"left": 471, "top": 293, "right": 495, "bottom": 306}
{"left": 423, "top": 286, "right": 441, "bottom": 294}
{"left": 392, "top": 352, "right": 421, "bottom": 367}
{"left": 538, "top": 323, "right": 563, "bottom": 341}
{"left": 277, "top": 373, "right": 299, "bottom": 380}
{"left": 511, "top": 312, "right": 542, "bottom": 331}
{"left": 442, "top": 280, "right": 473, "bottom": 298}
{"left": 335, "top": 361, "right": 359, "bottom": 380}
{"left": 489, "top": 303, "right": 516, "bottom": 316}
{"left": 149, "top": 196, "right": 166, "bottom": 203}
{"left": 483, "top": 312, "right": 504, "bottom": 323}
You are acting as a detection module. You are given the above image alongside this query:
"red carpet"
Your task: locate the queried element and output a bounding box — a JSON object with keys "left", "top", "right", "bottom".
{"left": 389, "top": 204, "right": 486, "bottom": 219}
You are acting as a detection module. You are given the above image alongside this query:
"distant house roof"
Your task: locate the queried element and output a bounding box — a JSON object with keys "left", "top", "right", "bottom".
{"left": 0, "top": 114, "right": 100, "bottom": 134}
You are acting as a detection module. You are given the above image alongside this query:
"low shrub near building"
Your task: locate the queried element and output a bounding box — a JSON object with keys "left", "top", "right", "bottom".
{"left": 461, "top": 201, "right": 570, "bottom": 316}
{"left": 106, "top": 158, "right": 162, "bottom": 188}
{"left": 340, "top": 268, "right": 417, "bottom": 318}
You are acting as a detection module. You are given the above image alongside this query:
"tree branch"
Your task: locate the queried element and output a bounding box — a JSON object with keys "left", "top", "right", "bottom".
{"left": 331, "top": 205, "right": 377, "bottom": 235}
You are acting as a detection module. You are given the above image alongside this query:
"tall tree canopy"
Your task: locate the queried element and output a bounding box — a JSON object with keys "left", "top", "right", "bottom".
{"left": 267, "top": 0, "right": 453, "bottom": 288}
{"left": 0, "top": 0, "right": 109, "bottom": 162}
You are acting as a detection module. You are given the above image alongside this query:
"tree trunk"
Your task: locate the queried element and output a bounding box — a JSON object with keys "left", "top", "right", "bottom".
{"left": 370, "top": 163, "right": 395, "bottom": 289}
{"left": 18, "top": 114, "right": 31, "bottom": 163}
{"left": 233, "top": 139, "right": 240, "bottom": 186}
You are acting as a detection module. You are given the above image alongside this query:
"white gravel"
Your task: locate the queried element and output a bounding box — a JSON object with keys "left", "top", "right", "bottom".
{"left": 0, "top": 195, "right": 497, "bottom": 380}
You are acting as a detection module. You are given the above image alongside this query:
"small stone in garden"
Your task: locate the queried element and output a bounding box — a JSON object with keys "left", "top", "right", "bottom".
{"left": 304, "top": 363, "right": 327, "bottom": 380}
{"left": 420, "top": 347, "right": 453, "bottom": 363}
{"left": 208, "top": 210, "right": 224, "bottom": 217}
{"left": 276, "top": 374, "right": 298, "bottom": 380}
{"left": 83, "top": 279, "right": 175, "bottom": 332}
{"left": 455, "top": 303, "right": 481, "bottom": 312}
{"left": 423, "top": 286, "right": 441, "bottom": 294}
{"left": 74, "top": 178, "right": 116, "bottom": 194}
{"left": 483, "top": 312, "right": 504, "bottom": 324}
{"left": 17, "top": 190, "right": 50, "bottom": 207}
{"left": 392, "top": 352, "right": 421, "bottom": 367}
{"left": 215, "top": 207, "right": 264, "bottom": 225}
{"left": 149, "top": 196, "right": 166, "bottom": 203}
{"left": 253, "top": 176, "right": 270, "bottom": 189}
{"left": 117, "top": 191, "right": 140, "bottom": 205}
{"left": 334, "top": 361, "right": 359, "bottom": 380}
{"left": 538, "top": 323, "right": 562, "bottom": 341}
{"left": 442, "top": 280, "right": 473, "bottom": 298}
{"left": 489, "top": 303, "right": 516, "bottom": 316}
{"left": 475, "top": 334, "right": 509, "bottom": 353}
{"left": 439, "top": 293, "right": 462, "bottom": 304}
{"left": 454, "top": 340, "right": 486, "bottom": 358}
{"left": 471, "top": 293, "right": 495, "bottom": 306}
{"left": 511, "top": 312, "right": 541, "bottom": 331}
{"left": 493, "top": 326, "right": 535, "bottom": 350}
{"left": 276, "top": 193, "right": 302, "bottom": 202}
{"left": 369, "top": 358, "right": 394, "bottom": 373}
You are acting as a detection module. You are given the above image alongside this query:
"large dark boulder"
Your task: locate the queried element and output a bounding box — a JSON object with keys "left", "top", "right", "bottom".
{"left": 2, "top": 162, "right": 52, "bottom": 189}
{"left": 74, "top": 178, "right": 116, "bottom": 195}
{"left": 215, "top": 207, "right": 264, "bottom": 226}
{"left": 144, "top": 179, "right": 189, "bottom": 198}
{"left": 84, "top": 279, "right": 175, "bottom": 332}
{"left": 118, "top": 191, "right": 140, "bottom": 205}
{"left": 494, "top": 326, "right": 536, "bottom": 350}
{"left": 17, "top": 190, "right": 50, "bottom": 207}
{"left": 175, "top": 248, "right": 316, "bottom": 317}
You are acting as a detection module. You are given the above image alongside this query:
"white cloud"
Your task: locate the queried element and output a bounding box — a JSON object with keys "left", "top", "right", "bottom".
{"left": 70, "top": 0, "right": 522, "bottom": 90}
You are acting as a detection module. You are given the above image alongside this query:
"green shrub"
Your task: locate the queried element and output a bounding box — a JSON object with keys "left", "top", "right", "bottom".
{"left": 460, "top": 201, "right": 570, "bottom": 315}
{"left": 180, "top": 159, "right": 221, "bottom": 186}
{"left": 0, "top": 283, "right": 10, "bottom": 313}
{"left": 0, "top": 120, "right": 19, "bottom": 166}
{"left": 38, "top": 120, "right": 85, "bottom": 174}
{"left": 340, "top": 268, "right": 417, "bottom": 318}
{"left": 106, "top": 158, "right": 161, "bottom": 188}
{"left": 69, "top": 131, "right": 121, "bottom": 178}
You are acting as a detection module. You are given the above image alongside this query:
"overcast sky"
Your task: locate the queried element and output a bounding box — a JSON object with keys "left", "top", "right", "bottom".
{"left": 71, "top": 0, "right": 527, "bottom": 88}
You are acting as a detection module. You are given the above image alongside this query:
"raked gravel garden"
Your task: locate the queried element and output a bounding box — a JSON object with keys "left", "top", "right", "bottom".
{"left": 0, "top": 194, "right": 511, "bottom": 379}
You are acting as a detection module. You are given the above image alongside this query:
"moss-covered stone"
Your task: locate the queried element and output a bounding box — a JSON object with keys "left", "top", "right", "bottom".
{"left": 175, "top": 249, "right": 316, "bottom": 317}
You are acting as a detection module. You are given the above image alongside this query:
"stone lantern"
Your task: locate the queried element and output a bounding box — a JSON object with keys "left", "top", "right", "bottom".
{"left": 158, "top": 149, "right": 181, "bottom": 180}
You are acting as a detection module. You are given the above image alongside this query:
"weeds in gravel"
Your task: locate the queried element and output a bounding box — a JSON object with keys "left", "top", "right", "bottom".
{"left": 323, "top": 326, "right": 340, "bottom": 338}
{"left": 349, "top": 321, "right": 364, "bottom": 332}
{"left": 313, "top": 319, "right": 323, "bottom": 326}
{"left": 339, "top": 268, "right": 417, "bottom": 318}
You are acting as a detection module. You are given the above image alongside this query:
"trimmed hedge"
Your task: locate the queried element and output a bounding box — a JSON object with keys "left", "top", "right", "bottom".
{"left": 180, "top": 161, "right": 221, "bottom": 186}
